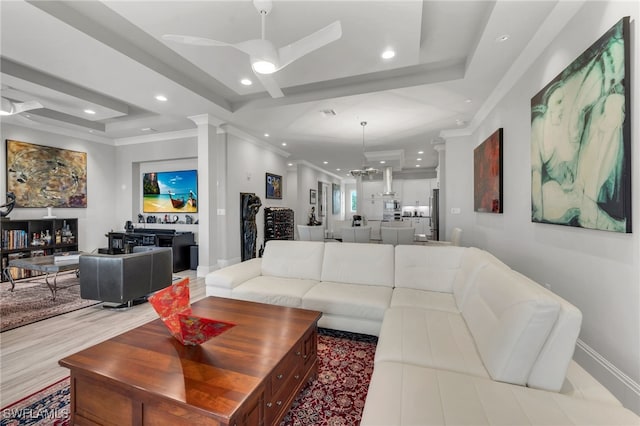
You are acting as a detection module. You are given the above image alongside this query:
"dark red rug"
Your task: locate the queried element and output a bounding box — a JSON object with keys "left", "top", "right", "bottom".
{"left": 0, "top": 328, "right": 377, "bottom": 425}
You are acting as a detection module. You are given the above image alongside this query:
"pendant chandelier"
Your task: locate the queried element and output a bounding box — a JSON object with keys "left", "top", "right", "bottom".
{"left": 349, "top": 121, "right": 380, "bottom": 177}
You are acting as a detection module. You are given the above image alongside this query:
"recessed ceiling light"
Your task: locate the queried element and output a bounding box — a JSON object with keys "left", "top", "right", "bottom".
{"left": 281, "top": 142, "right": 287, "bottom": 146}
{"left": 141, "top": 127, "right": 151, "bottom": 131}
{"left": 465, "top": 99, "right": 472, "bottom": 103}
{"left": 380, "top": 160, "right": 386, "bottom": 164}
{"left": 287, "top": 163, "right": 293, "bottom": 167}
{"left": 323, "top": 161, "right": 328, "bottom": 165}
{"left": 496, "top": 34, "right": 510, "bottom": 42}
{"left": 416, "top": 165, "right": 421, "bottom": 168}
{"left": 155, "top": 95, "right": 168, "bottom": 102}
{"left": 240, "top": 78, "right": 253, "bottom": 86}
{"left": 264, "top": 133, "right": 269, "bottom": 137}
{"left": 84, "top": 109, "right": 96, "bottom": 115}
{"left": 336, "top": 168, "right": 341, "bottom": 171}
{"left": 418, "top": 150, "right": 424, "bottom": 154}
{"left": 417, "top": 158, "right": 422, "bottom": 161}
{"left": 381, "top": 49, "right": 396, "bottom": 59}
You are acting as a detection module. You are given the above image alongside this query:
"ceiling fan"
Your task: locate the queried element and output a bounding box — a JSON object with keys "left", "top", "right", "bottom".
{"left": 0, "top": 96, "right": 43, "bottom": 116}
{"left": 162, "top": 0, "right": 342, "bottom": 98}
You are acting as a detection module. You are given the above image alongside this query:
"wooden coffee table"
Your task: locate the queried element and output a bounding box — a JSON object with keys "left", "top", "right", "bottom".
{"left": 59, "top": 297, "right": 322, "bottom": 426}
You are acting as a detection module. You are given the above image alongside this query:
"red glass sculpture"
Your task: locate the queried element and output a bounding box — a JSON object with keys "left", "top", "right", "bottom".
{"left": 148, "top": 277, "right": 235, "bottom": 345}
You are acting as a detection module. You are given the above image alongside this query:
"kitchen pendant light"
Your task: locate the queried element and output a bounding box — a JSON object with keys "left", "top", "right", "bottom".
{"left": 349, "top": 121, "right": 380, "bottom": 178}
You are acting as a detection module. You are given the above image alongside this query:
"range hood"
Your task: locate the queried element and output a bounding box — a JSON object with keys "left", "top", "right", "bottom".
{"left": 382, "top": 166, "right": 395, "bottom": 196}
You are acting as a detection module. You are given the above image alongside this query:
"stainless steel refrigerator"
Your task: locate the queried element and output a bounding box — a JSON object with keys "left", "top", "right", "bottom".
{"left": 430, "top": 189, "right": 440, "bottom": 240}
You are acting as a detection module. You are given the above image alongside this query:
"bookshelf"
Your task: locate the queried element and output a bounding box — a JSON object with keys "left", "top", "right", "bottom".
{"left": 1, "top": 218, "right": 79, "bottom": 282}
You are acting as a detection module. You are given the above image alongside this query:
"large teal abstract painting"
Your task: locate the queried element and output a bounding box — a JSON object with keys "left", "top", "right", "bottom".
{"left": 531, "top": 17, "right": 631, "bottom": 233}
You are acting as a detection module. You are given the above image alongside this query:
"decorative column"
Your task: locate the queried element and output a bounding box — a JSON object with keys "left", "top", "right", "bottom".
{"left": 433, "top": 141, "right": 446, "bottom": 240}
{"left": 188, "top": 114, "right": 226, "bottom": 277}
{"left": 355, "top": 175, "right": 364, "bottom": 221}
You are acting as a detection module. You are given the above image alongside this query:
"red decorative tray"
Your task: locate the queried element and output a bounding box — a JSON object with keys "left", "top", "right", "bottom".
{"left": 148, "top": 277, "right": 235, "bottom": 345}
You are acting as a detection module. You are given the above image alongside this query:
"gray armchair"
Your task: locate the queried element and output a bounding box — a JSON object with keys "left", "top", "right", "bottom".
{"left": 80, "top": 246, "right": 173, "bottom": 307}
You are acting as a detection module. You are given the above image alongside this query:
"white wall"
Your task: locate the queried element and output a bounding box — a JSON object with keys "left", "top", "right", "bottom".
{"left": 444, "top": 2, "right": 639, "bottom": 412}
{"left": 295, "top": 163, "right": 342, "bottom": 238}
{"left": 1, "top": 124, "right": 115, "bottom": 252}
{"left": 113, "top": 137, "right": 197, "bottom": 232}
{"left": 226, "top": 133, "right": 289, "bottom": 260}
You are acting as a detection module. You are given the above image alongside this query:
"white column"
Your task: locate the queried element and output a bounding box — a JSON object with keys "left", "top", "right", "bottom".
{"left": 433, "top": 142, "right": 446, "bottom": 240}
{"left": 188, "top": 114, "right": 225, "bottom": 276}
{"left": 355, "top": 175, "right": 364, "bottom": 219}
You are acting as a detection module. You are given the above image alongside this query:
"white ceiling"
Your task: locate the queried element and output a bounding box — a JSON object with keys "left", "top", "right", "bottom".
{"left": 0, "top": 0, "right": 561, "bottom": 177}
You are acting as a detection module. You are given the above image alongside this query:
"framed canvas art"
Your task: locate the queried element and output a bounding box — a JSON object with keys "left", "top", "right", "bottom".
{"left": 310, "top": 189, "right": 317, "bottom": 204}
{"left": 142, "top": 169, "right": 198, "bottom": 213}
{"left": 474, "top": 129, "right": 503, "bottom": 213}
{"left": 531, "top": 17, "right": 631, "bottom": 233}
{"left": 6, "top": 140, "right": 87, "bottom": 208}
{"left": 265, "top": 173, "right": 282, "bottom": 199}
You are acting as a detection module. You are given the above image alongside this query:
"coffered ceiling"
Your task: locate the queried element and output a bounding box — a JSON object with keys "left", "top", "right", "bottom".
{"left": 0, "top": 0, "right": 563, "bottom": 177}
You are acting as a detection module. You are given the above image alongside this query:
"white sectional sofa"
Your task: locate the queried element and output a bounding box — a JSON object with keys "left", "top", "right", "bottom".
{"left": 205, "top": 240, "right": 639, "bottom": 425}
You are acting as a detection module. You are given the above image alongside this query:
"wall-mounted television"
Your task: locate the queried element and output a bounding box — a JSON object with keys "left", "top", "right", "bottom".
{"left": 143, "top": 169, "right": 198, "bottom": 213}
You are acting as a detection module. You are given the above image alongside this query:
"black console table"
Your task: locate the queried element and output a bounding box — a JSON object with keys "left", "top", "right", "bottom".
{"left": 106, "top": 229, "right": 195, "bottom": 272}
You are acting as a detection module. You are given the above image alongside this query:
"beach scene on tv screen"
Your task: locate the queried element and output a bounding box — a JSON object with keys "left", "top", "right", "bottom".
{"left": 143, "top": 170, "right": 198, "bottom": 213}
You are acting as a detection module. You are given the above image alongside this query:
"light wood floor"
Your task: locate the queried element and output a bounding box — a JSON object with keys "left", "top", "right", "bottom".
{"left": 0, "top": 270, "right": 205, "bottom": 407}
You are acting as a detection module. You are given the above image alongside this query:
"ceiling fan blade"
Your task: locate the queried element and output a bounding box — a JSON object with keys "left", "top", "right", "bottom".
{"left": 14, "top": 101, "right": 43, "bottom": 114}
{"left": 254, "top": 73, "right": 284, "bottom": 98}
{"left": 162, "top": 34, "right": 231, "bottom": 47}
{"left": 277, "top": 21, "right": 342, "bottom": 70}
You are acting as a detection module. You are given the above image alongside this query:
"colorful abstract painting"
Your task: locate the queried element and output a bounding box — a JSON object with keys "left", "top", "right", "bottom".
{"left": 531, "top": 17, "right": 631, "bottom": 232}
{"left": 474, "top": 128, "right": 503, "bottom": 213}
{"left": 265, "top": 172, "right": 282, "bottom": 199}
{"left": 6, "top": 140, "right": 87, "bottom": 208}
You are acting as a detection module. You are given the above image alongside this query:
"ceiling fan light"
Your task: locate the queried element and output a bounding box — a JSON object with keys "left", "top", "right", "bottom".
{"left": 252, "top": 60, "right": 277, "bottom": 74}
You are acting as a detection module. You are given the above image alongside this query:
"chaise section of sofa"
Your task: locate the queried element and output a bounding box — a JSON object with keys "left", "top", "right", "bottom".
{"left": 361, "top": 361, "right": 640, "bottom": 426}
{"left": 204, "top": 240, "right": 639, "bottom": 424}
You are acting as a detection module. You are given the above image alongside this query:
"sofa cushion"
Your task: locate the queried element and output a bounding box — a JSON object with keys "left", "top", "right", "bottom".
{"left": 510, "top": 270, "right": 583, "bottom": 392}
{"left": 561, "top": 360, "right": 623, "bottom": 406}
{"left": 452, "top": 247, "right": 504, "bottom": 310}
{"left": 389, "top": 288, "right": 458, "bottom": 312}
{"left": 205, "top": 258, "right": 262, "bottom": 290}
{"left": 461, "top": 263, "right": 560, "bottom": 386}
{"left": 302, "top": 281, "right": 392, "bottom": 321}
{"left": 261, "top": 240, "right": 325, "bottom": 281}
{"left": 361, "top": 361, "right": 639, "bottom": 426}
{"left": 394, "top": 245, "right": 466, "bottom": 292}
{"left": 232, "top": 276, "right": 318, "bottom": 308}
{"left": 375, "top": 307, "right": 489, "bottom": 378}
{"left": 321, "top": 242, "right": 394, "bottom": 287}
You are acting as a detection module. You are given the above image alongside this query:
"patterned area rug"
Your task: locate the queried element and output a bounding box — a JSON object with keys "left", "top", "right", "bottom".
{"left": 0, "top": 328, "right": 377, "bottom": 425}
{"left": 0, "top": 273, "right": 100, "bottom": 332}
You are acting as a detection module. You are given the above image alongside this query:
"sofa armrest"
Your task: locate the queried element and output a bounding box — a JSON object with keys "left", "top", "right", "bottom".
{"left": 205, "top": 258, "right": 262, "bottom": 290}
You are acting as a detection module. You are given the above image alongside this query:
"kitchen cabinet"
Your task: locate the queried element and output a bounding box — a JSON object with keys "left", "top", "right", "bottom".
{"left": 405, "top": 217, "right": 432, "bottom": 237}
{"left": 401, "top": 179, "right": 434, "bottom": 206}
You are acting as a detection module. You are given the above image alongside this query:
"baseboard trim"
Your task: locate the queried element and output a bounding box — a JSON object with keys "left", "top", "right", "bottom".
{"left": 575, "top": 338, "right": 640, "bottom": 412}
